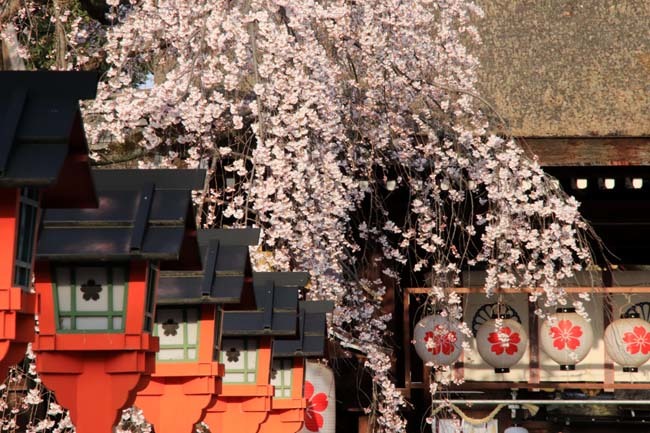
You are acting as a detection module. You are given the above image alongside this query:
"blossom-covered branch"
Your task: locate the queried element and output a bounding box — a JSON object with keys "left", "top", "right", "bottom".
{"left": 3, "top": 1, "right": 597, "bottom": 431}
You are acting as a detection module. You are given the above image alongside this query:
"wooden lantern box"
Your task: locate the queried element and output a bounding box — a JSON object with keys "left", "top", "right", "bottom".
{"left": 260, "top": 300, "right": 333, "bottom": 433}
{"left": 0, "top": 71, "right": 98, "bottom": 377}
{"left": 201, "top": 272, "right": 308, "bottom": 433}
{"left": 134, "top": 228, "right": 260, "bottom": 433}
{"left": 32, "top": 169, "right": 204, "bottom": 433}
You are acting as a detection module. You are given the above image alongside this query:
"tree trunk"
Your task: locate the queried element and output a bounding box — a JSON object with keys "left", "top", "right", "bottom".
{"left": 0, "top": 23, "right": 25, "bottom": 70}
{"left": 54, "top": 0, "right": 68, "bottom": 70}
{"left": 0, "top": 0, "right": 24, "bottom": 70}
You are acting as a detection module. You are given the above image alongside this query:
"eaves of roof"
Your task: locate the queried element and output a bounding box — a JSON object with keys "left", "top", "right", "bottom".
{"left": 36, "top": 169, "right": 204, "bottom": 267}
{"left": 272, "top": 300, "right": 333, "bottom": 358}
{"left": 157, "top": 228, "right": 260, "bottom": 304}
{"left": 0, "top": 71, "right": 99, "bottom": 208}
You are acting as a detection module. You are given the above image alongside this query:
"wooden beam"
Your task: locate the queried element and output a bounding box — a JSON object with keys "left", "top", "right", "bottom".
{"left": 519, "top": 137, "right": 650, "bottom": 167}
{"left": 406, "top": 287, "right": 650, "bottom": 294}
{"left": 403, "top": 288, "right": 412, "bottom": 397}
{"left": 435, "top": 381, "right": 650, "bottom": 391}
{"left": 358, "top": 415, "right": 369, "bottom": 433}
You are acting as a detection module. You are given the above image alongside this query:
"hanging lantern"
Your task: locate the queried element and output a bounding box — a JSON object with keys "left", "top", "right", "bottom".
{"left": 298, "top": 361, "right": 336, "bottom": 433}
{"left": 540, "top": 307, "right": 593, "bottom": 370}
{"left": 476, "top": 316, "right": 528, "bottom": 373}
{"left": 604, "top": 311, "right": 650, "bottom": 372}
{"left": 413, "top": 314, "right": 464, "bottom": 366}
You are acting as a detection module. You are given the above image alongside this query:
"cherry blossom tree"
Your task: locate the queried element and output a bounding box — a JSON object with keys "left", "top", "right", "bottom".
{"left": 2, "top": 1, "right": 597, "bottom": 431}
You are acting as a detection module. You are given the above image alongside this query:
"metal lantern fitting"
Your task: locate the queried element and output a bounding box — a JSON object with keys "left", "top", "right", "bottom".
{"left": 33, "top": 169, "right": 205, "bottom": 433}
{"left": 476, "top": 316, "right": 528, "bottom": 373}
{"left": 413, "top": 314, "right": 464, "bottom": 366}
{"left": 540, "top": 307, "right": 593, "bottom": 370}
{"left": 0, "top": 71, "right": 98, "bottom": 378}
{"left": 504, "top": 426, "right": 529, "bottom": 433}
{"left": 604, "top": 311, "right": 650, "bottom": 372}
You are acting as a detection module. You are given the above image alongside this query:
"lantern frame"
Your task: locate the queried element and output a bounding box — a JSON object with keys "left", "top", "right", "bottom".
{"left": 0, "top": 188, "right": 41, "bottom": 376}
{"left": 0, "top": 71, "right": 99, "bottom": 377}
{"left": 201, "top": 272, "right": 306, "bottom": 433}
{"left": 257, "top": 301, "right": 332, "bottom": 433}
{"left": 51, "top": 264, "right": 130, "bottom": 333}
{"left": 135, "top": 228, "right": 261, "bottom": 433}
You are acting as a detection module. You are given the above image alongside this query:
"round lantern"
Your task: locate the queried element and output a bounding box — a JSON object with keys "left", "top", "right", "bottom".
{"left": 413, "top": 314, "right": 464, "bottom": 366}
{"left": 299, "top": 361, "right": 336, "bottom": 433}
{"left": 540, "top": 308, "right": 593, "bottom": 370}
{"left": 604, "top": 311, "right": 650, "bottom": 372}
{"left": 476, "top": 316, "right": 528, "bottom": 373}
{"left": 504, "top": 426, "right": 529, "bottom": 433}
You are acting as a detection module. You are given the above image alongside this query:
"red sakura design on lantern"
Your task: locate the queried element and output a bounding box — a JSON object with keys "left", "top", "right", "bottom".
{"left": 304, "top": 380, "right": 328, "bottom": 432}
{"left": 549, "top": 319, "right": 583, "bottom": 350}
{"left": 413, "top": 314, "right": 464, "bottom": 366}
{"left": 487, "top": 326, "right": 520, "bottom": 355}
{"left": 624, "top": 326, "right": 650, "bottom": 355}
{"left": 424, "top": 325, "right": 458, "bottom": 356}
{"left": 540, "top": 308, "right": 593, "bottom": 371}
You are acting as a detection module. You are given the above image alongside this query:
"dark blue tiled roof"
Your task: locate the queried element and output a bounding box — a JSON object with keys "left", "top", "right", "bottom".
{"left": 221, "top": 272, "right": 309, "bottom": 336}
{"left": 157, "top": 228, "right": 260, "bottom": 304}
{"left": 36, "top": 169, "right": 204, "bottom": 264}
{"left": 272, "top": 301, "right": 333, "bottom": 358}
{"left": 0, "top": 71, "right": 98, "bottom": 207}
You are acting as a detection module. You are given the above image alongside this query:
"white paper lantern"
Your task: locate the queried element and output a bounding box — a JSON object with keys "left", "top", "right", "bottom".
{"left": 540, "top": 308, "right": 593, "bottom": 370}
{"left": 604, "top": 312, "right": 650, "bottom": 372}
{"left": 413, "top": 314, "right": 464, "bottom": 366}
{"left": 299, "top": 362, "right": 335, "bottom": 433}
{"left": 476, "top": 317, "right": 528, "bottom": 373}
{"left": 504, "top": 426, "right": 529, "bottom": 433}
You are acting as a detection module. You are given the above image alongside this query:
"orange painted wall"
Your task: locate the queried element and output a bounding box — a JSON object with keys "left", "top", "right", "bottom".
{"left": 0, "top": 188, "right": 18, "bottom": 289}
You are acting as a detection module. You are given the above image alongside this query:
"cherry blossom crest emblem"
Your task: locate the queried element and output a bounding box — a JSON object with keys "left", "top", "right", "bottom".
{"left": 423, "top": 324, "right": 458, "bottom": 356}
{"left": 604, "top": 315, "right": 650, "bottom": 372}
{"left": 541, "top": 310, "right": 593, "bottom": 369}
{"left": 623, "top": 326, "right": 650, "bottom": 355}
{"left": 549, "top": 319, "right": 583, "bottom": 350}
{"left": 413, "top": 314, "right": 464, "bottom": 366}
{"left": 487, "top": 326, "right": 520, "bottom": 356}
{"left": 304, "top": 380, "right": 328, "bottom": 432}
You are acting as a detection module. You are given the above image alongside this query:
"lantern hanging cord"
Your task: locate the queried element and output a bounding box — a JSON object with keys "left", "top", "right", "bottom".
{"left": 497, "top": 294, "right": 504, "bottom": 316}
{"left": 430, "top": 403, "right": 539, "bottom": 425}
